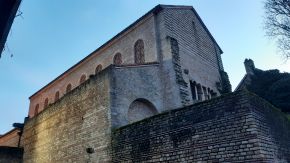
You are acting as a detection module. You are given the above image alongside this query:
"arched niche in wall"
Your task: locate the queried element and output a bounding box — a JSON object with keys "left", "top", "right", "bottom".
{"left": 134, "top": 39, "right": 145, "bottom": 64}
{"left": 34, "top": 104, "right": 39, "bottom": 116}
{"left": 66, "top": 83, "right": 72, "bottom": 93}
{"left": 196, "top": 84, "right": 203, "bottom": 101}
{"left": 95, "top": 64, "right": 103, "bottom": 74}
{"left": 79, "top": 74, "right": 86, "bottom": 84}
{"left": 113, "top": 53, "right": 122, "bottom": 65}
{"left": 44, "top": 98, "right": 49, "bottom": 108}
{"left": 55, "top": 91, "right": 60, "bottom": 102}
{"left": 128, "top": 98, "right": 158, "bottom": 123}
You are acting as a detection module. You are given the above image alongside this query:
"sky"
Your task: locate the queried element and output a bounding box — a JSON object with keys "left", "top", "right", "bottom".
{"left": 0, "top": 0, "right": 289, "bottom": 134}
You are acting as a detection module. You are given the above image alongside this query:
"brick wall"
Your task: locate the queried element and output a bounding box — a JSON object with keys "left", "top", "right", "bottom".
{"left": 22, "top": 69, "right": 112, "bottom": 163}
{"left": 111, "top": 90, "right": 290, "bottom": 162}
{"left": 0, "top": 128, "right": 20, "bottom": 147}
{"left": 0, "top": 147, "right": 23, "bottom": 163}
{"left": 249, "top": 93, "right": 290, "bottom": 162}
{"left": 21, "top": 66, "right": 290, "bottom": 162}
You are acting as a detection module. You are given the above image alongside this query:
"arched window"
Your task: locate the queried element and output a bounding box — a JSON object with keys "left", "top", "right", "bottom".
{"left": 34, "top": 104, "right": 39, "bottom": 116}
{"left": 79, "top": 74, "right": 86, "bottom": 84}
{"left": 210, "top": 90, "right": 217, "bottom": 98}
{"left": 207, "top": 88, "right": 211, "bottom": 99}
{"left": 55, "top": 91, "right": 60, "bottom": 102}
{"left": 190, "top": 81, "right": 197, "bottom": 101}
{"left": 196, "top": 84, "right": 203, "bottom": 101}
{"left": 44, "top": 98, "right": 49, "bottom": 108}
{"left": 203, "top": 86, "right": 209, "bottom": 100}
{"left": 128, "top": 98, "right": 158, "bottom": 123}
{"left": 95, "top": 64, "right": 102, "bottom": 74}
{"left": 113, "top": 53, "right": 122, "bottom": 65}
{"left": 134, "top": 39, "right": 145, "bottom": 64}
{"left": 66, "top": 83, "right": 72, "bottom": 93}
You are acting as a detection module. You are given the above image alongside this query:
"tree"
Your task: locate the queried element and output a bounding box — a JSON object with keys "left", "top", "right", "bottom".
{"left": 246, "top": 68, "right": 290, "bottom": 113}
{"left": 264, "top": 0, "right": 290, "bottom": 59}
{"left": 266, "top": 77, "right": 290, "bottom": 113}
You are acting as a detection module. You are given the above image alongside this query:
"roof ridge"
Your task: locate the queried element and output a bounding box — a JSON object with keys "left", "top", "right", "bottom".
{"left": 158, "top": 4, "right": 193, "bottom": 9}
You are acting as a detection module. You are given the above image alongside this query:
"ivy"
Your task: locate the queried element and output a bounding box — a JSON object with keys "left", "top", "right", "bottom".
{"left": 247, "top": 69, "right": 290, "bottom": 113}
{"left": 218, "top": 70, "right": 232, "bottom": 94}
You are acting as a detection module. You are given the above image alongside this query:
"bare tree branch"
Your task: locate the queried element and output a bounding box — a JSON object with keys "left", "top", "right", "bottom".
{"left": 264, "top": 0, "right": 290, "bottom": 59}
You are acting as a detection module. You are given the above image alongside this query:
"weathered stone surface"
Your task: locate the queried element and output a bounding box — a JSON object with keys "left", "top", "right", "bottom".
{"left": 110, "top": 64, "right": 164, "bottom": 127}
{"left": 111, "top": 90, "right": 290, "bottom": 162}
{"left": 158, "top": 7, "right": 223, "bottom": 94}
{"left": 22, "top": 70, "right": 112, "bottom": 163}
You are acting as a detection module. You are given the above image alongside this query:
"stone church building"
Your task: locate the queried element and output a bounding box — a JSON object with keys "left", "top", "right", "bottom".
{"left": 28, "top": 4, "right": 226, "bottom": 126}
{"left": 1, "top": 4, "right": 289, "bottom": 163}
{"left": 22, "top": 4, "right": 229, "bottom": 161}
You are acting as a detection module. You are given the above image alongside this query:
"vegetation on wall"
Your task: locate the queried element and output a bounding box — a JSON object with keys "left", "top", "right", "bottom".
{"left": 287, "top": 114, "right": 290, "bottom": 121}
{"left": 247, "top": 69, "right": 290, "bottom": 113}
{"left": 218, "top": 70, "right": 232, "bottom": 94}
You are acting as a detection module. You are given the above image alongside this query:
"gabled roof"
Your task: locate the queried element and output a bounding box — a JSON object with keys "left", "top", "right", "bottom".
{"left": 235, "top": 74, "right": 248, "bottom": 91}
{"left": 30, "top": 4, "right": 223, "bottom": 99}
{"left": 0, "top": 128, "right": 19, "bottom": 139}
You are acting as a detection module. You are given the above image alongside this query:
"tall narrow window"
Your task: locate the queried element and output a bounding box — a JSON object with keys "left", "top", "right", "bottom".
{"left": 34, "top": 104, "right": 39, "bottom": 116}
{"left": 80, "top": 74, "right": 86, "bottom": 84}
{"left": 192, "top": 21, "right": 197, "bottom": 33}
{"left": 196, "top": 84, "right": 203, "bottom": 101}
{"left": 134, "top": 39, "right": 145, "bottom": 64}
{"left": 95, "top": 64, "right": 102, "bottom": 74}
{"left": 203, "top": 86, "right": 209, "bottom": 100}
{"left": 66, "top": 83, "right": 72, "bottom": 93}
{"left": 207, "top": 88, "right": 211, "bottom": 99}
{"left": 190, "top": 81, "right": 197, "bottom": 101}
{"left": 113, "top": 53, "right": 122, "bottom": 65}
{"left": 44, "top": 98, "right": 49, "bottom": 108}
{"left": 55, "top": 91, "right": 60, "bottom": 102}
{"left": 210, "top": 90, "right": 217, "bottom": 98}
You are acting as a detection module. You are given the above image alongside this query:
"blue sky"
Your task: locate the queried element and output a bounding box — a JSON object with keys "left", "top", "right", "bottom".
{"left": 0, "top": 0, "right": 289, "bottom": 134}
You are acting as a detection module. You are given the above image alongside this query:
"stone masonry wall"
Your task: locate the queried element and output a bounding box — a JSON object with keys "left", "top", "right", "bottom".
{"left": 22, "top": 69, "right": 112, "bottom": 163}
{"left": 248, "top": 93, "right": 290, "bottom": 162}
{"left": 0, "top": 147, "right": 23, "bottom": 163}
{"left": 110, "top": 63, "right": 164, "bottom": 128}
{"left": 154, "top": 12, "right": 183, "bottom": 112}
{"left": 169, "top": 37, "right": 191, "bottom": 106}
{"left": 111, "top": 90, "right": 290, "bottom": 162}
{"left": 159, "top": 8, "right": 222, "bottom": 101}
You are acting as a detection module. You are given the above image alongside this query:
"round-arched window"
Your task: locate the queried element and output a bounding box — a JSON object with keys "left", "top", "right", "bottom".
{"left": 66, "top": 83, "right": 72, "bottom": 93}
{"left": 95, "top": 64, "right": 103, "bottom": 74}
{"left": 113, "top": 53, "right": 122, "bottom": 65}
{"left": 134, "top": 39, "right": 145, "bottom": 64}
{"left": 34, "top": 104, "right": 39, "bottom": 116}
{"left": 44, "top": 98, "right": 49, "bottom": 108}
{"left": 79, "top": 74, "right": 86, "bottom": 84}
{"left": 55, "top": 91, "right": 60, "bottom": 102}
